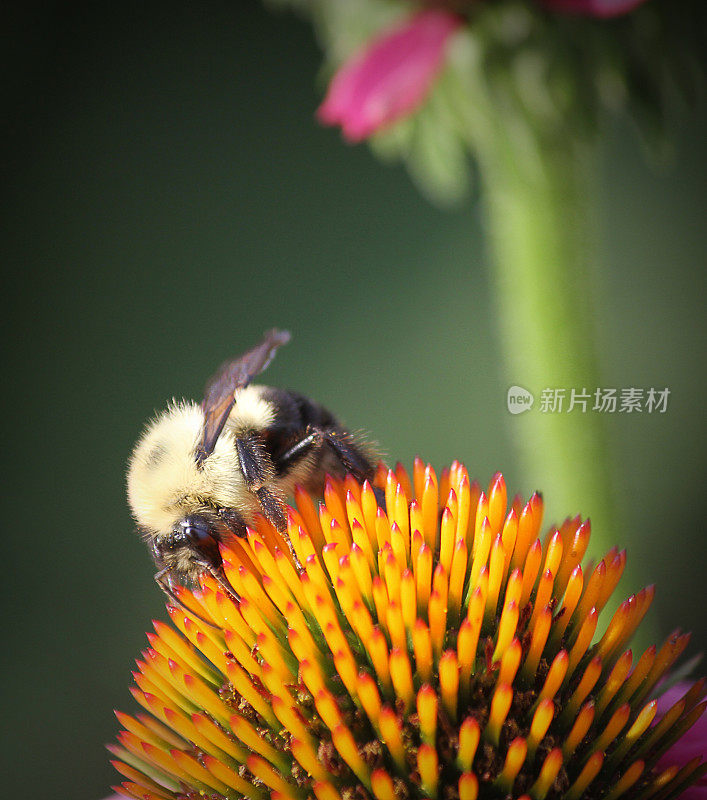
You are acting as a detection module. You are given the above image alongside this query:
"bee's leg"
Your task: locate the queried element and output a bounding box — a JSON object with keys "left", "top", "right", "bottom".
{"left": 254, "top": 486, "right": 287, "bottom": 530}
{"left": 271, "top": 430, "right": 320, "bottom": 470}
{"left": 276, "top": 427, "right": 374, "bottom": 482}
{"left": 275, "top": 428, "right": 385, "bottom": 510}
{"left": 153, "top": 568, "right": 222, "bottom": 630}
{"left": 318, "top": 429, "right": 375, "bottom": 482}
{"left": 235, "top": 435, "right": 287, "bottom": 531}
{"left": 217, "top": 507, "right": 248, "bottom": 538}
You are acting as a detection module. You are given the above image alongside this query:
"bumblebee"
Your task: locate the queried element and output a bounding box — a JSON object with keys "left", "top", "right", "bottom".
{"left": 127, "top": 329, "right": 375, "bottom": 598}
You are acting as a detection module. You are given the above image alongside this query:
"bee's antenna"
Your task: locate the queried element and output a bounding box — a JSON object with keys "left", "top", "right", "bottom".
{"left": 204, "top": 565, "right": 241, "bottom": 606}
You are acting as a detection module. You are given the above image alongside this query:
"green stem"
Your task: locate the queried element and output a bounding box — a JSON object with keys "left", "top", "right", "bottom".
{"left": 477, "top": 120, "right": 620, "bottom": 568}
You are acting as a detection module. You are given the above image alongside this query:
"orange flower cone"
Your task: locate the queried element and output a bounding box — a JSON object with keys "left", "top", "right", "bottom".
{"left": 109, "top": 461, "right": 706, "bottom": 799}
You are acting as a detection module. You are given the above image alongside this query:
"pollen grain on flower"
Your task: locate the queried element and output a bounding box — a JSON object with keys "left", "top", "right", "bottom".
{"left": 110, "top": 460, "right": 706, "bottom": 800}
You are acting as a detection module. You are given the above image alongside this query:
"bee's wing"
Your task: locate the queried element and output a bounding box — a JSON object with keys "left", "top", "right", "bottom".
{"left": 197, "top": 328, "right": 291, "bottom": 461}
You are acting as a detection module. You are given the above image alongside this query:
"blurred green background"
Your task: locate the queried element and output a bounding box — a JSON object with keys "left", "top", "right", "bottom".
{"left": 3, "top": 2, "right": 705, "bottom": 798}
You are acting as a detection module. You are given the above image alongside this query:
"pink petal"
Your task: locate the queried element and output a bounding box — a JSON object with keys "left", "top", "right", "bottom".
{"left": 654, "top": 682, "right": 707, "bottom": 799}
{"left": 317, "top": 10, "right": 462, "bottom": 142}
{"left": 539, "top": 0, "right": 648, "bottom": 17}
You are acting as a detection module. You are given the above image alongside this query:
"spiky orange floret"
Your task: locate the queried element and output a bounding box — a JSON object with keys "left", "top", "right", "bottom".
{"left": 110, "top": 461, "right": 706, "bottom": 800}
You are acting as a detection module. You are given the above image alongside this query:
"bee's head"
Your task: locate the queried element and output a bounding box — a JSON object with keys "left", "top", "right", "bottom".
{"left": 127, "top": 401, "right": 247, "bottom": 537}
{"left": 149, "top": 511, "right": 231, "bottom": 587}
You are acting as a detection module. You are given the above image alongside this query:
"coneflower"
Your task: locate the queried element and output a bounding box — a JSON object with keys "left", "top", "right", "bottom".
{"left": 109, "top": 461, "right": 706, "bottom": 799}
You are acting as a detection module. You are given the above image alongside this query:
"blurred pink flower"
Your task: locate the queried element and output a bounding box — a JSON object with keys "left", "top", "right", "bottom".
{"left": 317, "top": 9, "right": 462, "bottom": 142}
{"left": 655, "top": 682, "right": 707, "bottom": 800}
{"left": 317, "top": 0, "right": 649, "bottom": 143}
{"left": 539, "top": 0, "right": 648, "bottom": 17}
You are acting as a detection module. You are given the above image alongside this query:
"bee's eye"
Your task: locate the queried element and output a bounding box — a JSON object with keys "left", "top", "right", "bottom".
{"left": 174, "top": 514, "right": 222, "bottom": 571}
{"left": 180, "top": 515, "right": 213, "bottom": 545}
